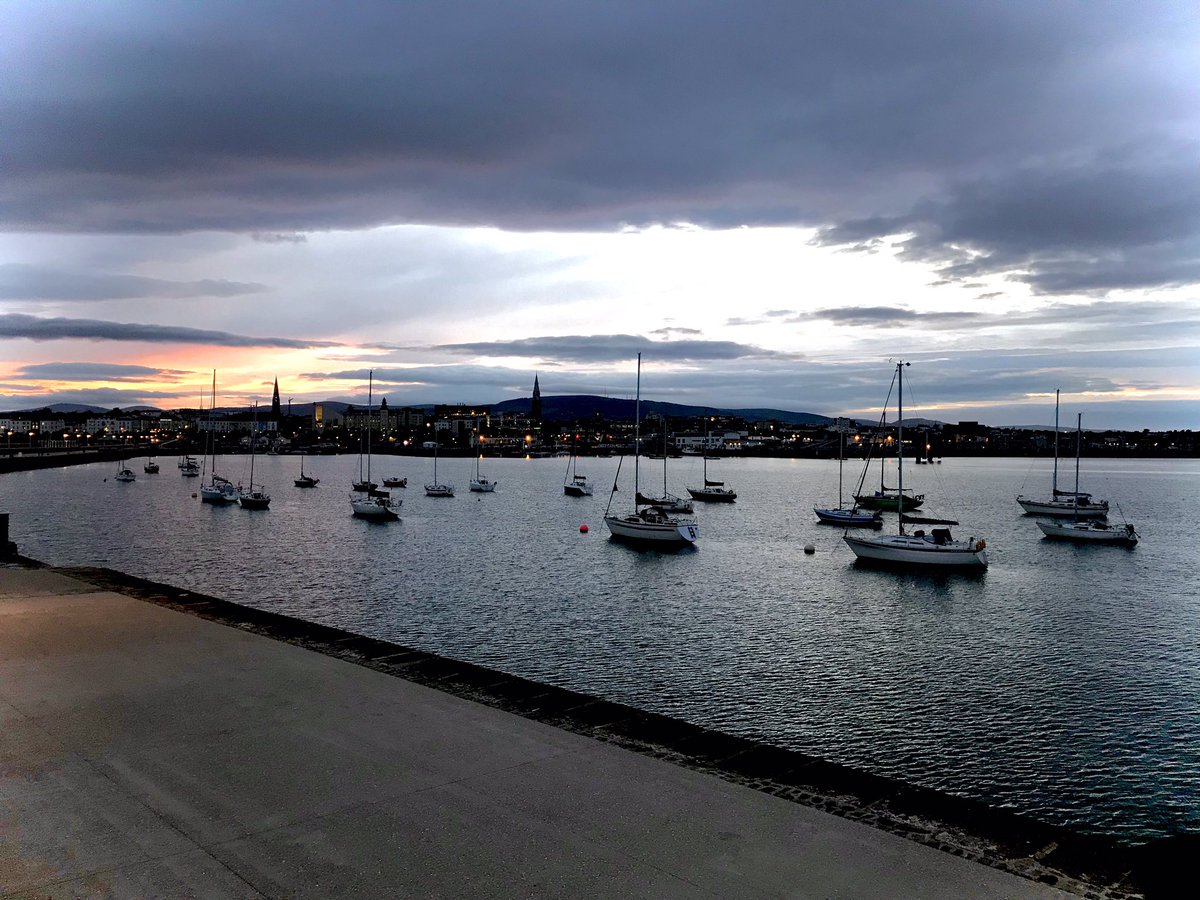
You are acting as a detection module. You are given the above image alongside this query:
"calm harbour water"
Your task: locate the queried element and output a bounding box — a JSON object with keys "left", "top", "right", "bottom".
{"left": 5, "top": 453, "right": 1199, "bottom": 843}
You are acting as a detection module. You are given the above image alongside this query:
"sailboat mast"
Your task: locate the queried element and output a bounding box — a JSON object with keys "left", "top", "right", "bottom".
{"left": 1053, "top": 388, "right": 1060, "bottom": 494}
{"left": 209, "top": 370, "right": 218, "bottom": 479}
{"left": 366, "top": 370, "right": 373, "bottom": 483}
{"left": 1073, "top": 412, "right": 1082, "bottom": 519}
{"left": 838, "top": 423, "right": 844, "bottom": 506}
{"left": 249, "top": 402, "right": 257, "bottom": 486}
{"left": 634, "top": 353, "right": 641, "bottom": 502}
{"left": 897, "top": 361, "right": 905, "bottom": 532}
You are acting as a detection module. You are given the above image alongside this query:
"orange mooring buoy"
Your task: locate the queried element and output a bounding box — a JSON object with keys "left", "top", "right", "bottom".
{"left": 580, "top": 524, "right": 589, "bottom": 533}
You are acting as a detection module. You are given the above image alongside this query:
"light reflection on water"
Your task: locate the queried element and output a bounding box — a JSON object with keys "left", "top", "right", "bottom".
{"left": 6, "top": 453, "right": 1200, "bottom": 841}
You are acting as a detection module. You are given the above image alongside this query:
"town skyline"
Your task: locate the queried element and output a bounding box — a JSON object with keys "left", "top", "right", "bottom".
{"left": 2, "top": 2, "right": 1198, "bottom": 430}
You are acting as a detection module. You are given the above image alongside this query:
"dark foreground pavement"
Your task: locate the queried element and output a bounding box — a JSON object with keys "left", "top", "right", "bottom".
{"left": 1, "top": 567, "right": 1084, "bottom": 898}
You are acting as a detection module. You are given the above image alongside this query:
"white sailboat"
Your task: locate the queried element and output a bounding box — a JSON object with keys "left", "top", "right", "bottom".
{"left": 844, "top": 362, "right": 987, "bottom": 570}
{"left": 469, "top": 452, "right": 497, "bottom": 492}
{"left": 604, "top": 353, "right": 699, "bottom": 546}
{"left": 424, "top": 423, "right": 455, "bottom": 497}
{"left": 350, "top": 371, "right": 401, "bottom": 519}
{"left": 686, "top": 415, "right": 736, "bottom": 502}
{"left": 1037, "top": 413, "right": 1137, "bottom": 546}
{"left": 238, "top": 402, "right": 270, "bottom": 509}
{"left": 199, "top": 373, "right": 238, "bottom": 504}
{"left": 563, "top": 436, "right": 593, "bottom": 496}
{"left": 1018, "top": 390, "right": 1109, "bottom": 519}
{"left": 114, "top": 458, "right": 136, "bottom": 482}
{"left": 814, "top": 419, "right": 881, "bottom": 528}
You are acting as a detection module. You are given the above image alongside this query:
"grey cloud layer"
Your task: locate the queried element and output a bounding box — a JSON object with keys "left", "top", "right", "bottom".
{"left": 437, "top": 334, "right": 799, "bottom": 363}
{"left": 3, "top": 1, "right": 1198, "bottom": 294}
{"left": 14, "top": 362, "right": 189, "bottom": 382}
{"left": 0, "top": 314, "right": 339, "bottom": 348}
{"left": 0, "top": 264, "right": 266, "bottom": 301}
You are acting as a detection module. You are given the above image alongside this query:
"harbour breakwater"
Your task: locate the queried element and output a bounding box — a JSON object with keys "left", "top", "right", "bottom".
{"left": 20, "top": 559, "right": 1193, "bottom": 898}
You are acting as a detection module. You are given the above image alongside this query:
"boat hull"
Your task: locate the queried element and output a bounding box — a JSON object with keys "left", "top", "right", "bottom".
{"left": 1017, "top": 497, "right": 1108, "bottom": 519}
{"left": 469, "top": 479, "right": 497, "bottom": 492}
{"left": 351, "top": 496, "right": 400, "bottom": 519}
{"left": 238, "top": 493, "right": 270, "bottom": 510}
{"left": 635, "top": 492, "right": 694, "bottom": 513}
{"left": 843, "top": 534, "right": 988, "bottom": 569}
{"left": 200, "top": 485, "right": 238, "bottom": 503}
{"left": 563, "top": 484, "right": 592, "bottom": 497}
{"left": 687, "top": 487, "right": 737, "bottom": 502}
{"left": 425, "top": 483, "right": 455, "bottom": 497}
{"left": 294, "top": 477, "right": 319, "bottom": 487}
{"left": 854, "top": 493, "right": 925, "bottom": 512}
{"left": 814, "top": 508, "right": 883, "bottom": 528}
{"left": 604, "top": 514, "right": 698, "bottom": 545}
{"left": 1036, "top": 520, "right": 1137, "bottom": 546}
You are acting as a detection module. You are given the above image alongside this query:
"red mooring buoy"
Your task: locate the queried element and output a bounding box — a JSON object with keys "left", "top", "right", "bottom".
{"left": 580, "top": 524, "right": 589, "bottom": 533}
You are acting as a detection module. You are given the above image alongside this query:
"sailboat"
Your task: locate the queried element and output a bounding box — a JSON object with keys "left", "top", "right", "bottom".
{"left": 1037, "top": 414, "right": 1137, "bottom": 546}
{"left": 199, "top": 373, "right": 239, "bottom": 504}
{"left": 350, "top": 371, "right": 402, "bottom": 518}
{"left": 424, "top": 424, "right": 455, "bottom": 497}
{"left": 114, "top": 458, "right": 136, "bottom": 482}
{"left": 844, "top": 362, "right": 987, "bottom": 570}
{"left": 1017, "top": 390, "right": 1109, "bottom": 519}
{"left": 604, "top": 353, "right": 699, "bottom": 545}
{"left": 686, "top": 415, "right": 736, "bottom": 502}
{"left": 814, "top": 419, "right": 882, "bottom": 528}
{"left": 179, "top": 454, "right": 200, "bottom": 476}
{"left": 294, "top": 454, "right": 319, "bottom": 487}
{"left": 237, "top": 402, "right": 271, "bottom": 509}
{"left": 853, "top": 443, "right": 925, "bottom": 511}
{"left": 144, "top": 456, "right": 160, "bottom": 474}
{"left": 563, "top": 435, "right": 592, "bottom": 496}
{"left": 635, "top": 421, "right": 694, "bottom": 512}
{"left": 468, "top": 452, "right": 497, "bottom": 492}
{"left": 351, "top": 372, "right": 378, "bottom": 493}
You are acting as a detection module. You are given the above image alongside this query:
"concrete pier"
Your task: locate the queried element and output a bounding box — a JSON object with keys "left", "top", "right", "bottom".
{"left": 1, "top": 566, "right": 1108, "bottom": 897}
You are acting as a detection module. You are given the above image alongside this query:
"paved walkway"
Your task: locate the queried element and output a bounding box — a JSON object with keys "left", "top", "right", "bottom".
{"left": 1, "top": 567, "right": 1073, "bottom": 898}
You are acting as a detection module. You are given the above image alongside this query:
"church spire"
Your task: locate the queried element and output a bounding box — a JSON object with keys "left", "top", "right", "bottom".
{"left": 271, "top": 376, "right": 281, "bottom": 418}
{"left": 531, "top": 373, "right": 542, "bottom": 421}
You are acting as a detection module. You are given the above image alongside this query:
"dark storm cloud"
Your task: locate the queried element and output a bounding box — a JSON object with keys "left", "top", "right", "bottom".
{"left": 3, "top": 1, "right": 1197, "bottom": 294}
{"left": 815, "top": 153, "right": 1200, "bottom": 294}
{"left": 0, "top": 313, "right": 340, "bottom": 348}
{"left": 0, "top": 264, "right": 266, "bottom": 301}
{"left": 14, "top": 362, "right": 190, "bottom": 382}
{"left": 436, "top": 334, "right": 797, "bottom": 363}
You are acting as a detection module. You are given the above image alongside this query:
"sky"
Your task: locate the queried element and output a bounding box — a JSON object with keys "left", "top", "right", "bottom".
{"left": 2, "top": 0, "right": 1198, "bottom": 429}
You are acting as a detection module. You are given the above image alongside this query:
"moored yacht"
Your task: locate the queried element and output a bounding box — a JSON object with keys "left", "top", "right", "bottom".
{"left": 844, "top": 362, "right": 987, "bottom": 571}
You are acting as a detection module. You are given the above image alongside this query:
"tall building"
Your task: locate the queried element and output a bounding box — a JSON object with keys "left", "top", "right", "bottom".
{"left": 531, "top": 373, "right": 542, "bottom": 421}
{"left": 271, "top": 377, "right": 281, "bottom": 418}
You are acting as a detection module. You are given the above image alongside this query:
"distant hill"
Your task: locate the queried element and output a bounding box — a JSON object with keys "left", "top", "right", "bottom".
{"left": 16, "top": 403, "right": 109, "bottom": 414}
{"left": 492, "top": 394, "right": 833, "bottom": 425}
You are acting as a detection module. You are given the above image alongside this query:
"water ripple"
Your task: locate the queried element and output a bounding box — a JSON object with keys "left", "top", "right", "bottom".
{"left": 7, "top": 455, "right": 1199, "bottom": 842}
